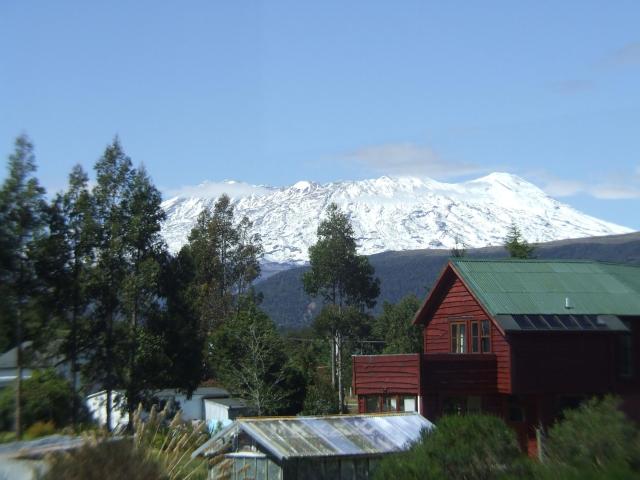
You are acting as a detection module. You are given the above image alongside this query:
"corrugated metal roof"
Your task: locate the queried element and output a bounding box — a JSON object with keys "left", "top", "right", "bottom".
{"left": 0, "top": 435, "right": 119, "bottom": 459}
{"left": 451, "top": 259, "right": 640, "bottom": 315}
{"left": 194, "top": 413, "right": 432, "bottom": 460}
{"left": 204, "top": 397, "right": 247, "bottom": 408}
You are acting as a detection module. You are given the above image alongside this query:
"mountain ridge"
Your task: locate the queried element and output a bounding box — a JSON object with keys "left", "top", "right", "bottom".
{"left": 255, "top": 231, "right": 640, "bottom": 329}
{"left": 161, "top": 173, "right": 631, "bottom": 265}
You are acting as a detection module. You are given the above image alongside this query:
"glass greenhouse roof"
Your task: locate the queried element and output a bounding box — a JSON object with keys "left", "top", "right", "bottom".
{"left": 194, "top": 413, "right": 433, "bottom": 461}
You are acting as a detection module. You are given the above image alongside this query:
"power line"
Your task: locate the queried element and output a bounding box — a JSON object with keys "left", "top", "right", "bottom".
{"left": 285, "top": 337, "right": 385, "bottom": 344}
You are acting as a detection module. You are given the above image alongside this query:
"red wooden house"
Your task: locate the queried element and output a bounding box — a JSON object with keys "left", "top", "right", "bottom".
{"left": 353, "top": 259, "right": 640, "bottom": 455}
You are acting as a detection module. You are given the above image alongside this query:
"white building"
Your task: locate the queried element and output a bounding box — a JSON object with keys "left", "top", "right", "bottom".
{"left": 86, "top": 387, "right": 251, "bottom": 431}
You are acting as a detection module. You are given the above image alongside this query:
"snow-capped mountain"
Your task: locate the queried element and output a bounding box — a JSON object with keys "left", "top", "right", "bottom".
{"left": 161, "top": 173, "right": 633, "bottom": 265}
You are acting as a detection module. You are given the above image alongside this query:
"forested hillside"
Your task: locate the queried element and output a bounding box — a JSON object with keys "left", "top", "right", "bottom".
{"left": 256, "top": 232, "right": 640, "bottom": 329}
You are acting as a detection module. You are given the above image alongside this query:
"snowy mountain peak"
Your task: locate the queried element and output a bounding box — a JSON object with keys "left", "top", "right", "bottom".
{"left": 161, "top": 173, "right": 633, "bottom": 265}
{"left": 468, "top": 172, "right": 542, "bottom": 192}
{"left": 291, "top": 180, "right": 316, "bottom": 192}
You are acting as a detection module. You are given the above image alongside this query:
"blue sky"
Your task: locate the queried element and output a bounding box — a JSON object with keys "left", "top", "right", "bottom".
{"left": 1, "top": 1, "right": 639, "bottom": 228}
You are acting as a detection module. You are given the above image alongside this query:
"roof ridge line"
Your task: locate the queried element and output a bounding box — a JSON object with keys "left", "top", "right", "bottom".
{"left": 452, "top": 258, "right": 608, "bottom": 264}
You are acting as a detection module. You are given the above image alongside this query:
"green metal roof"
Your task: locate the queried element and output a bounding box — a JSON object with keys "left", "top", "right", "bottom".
{"left": 451, "top": 259, "right": 640, "bottom": 316}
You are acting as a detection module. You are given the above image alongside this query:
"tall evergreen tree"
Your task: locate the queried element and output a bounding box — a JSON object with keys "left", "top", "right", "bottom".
{"left": 504, "top": 223, "right": 535, "bottom": 259}
{"left": 373, "top": 295, "right": 423, "bottom": 354}
{"left": 183, "top": 194, "right": 263, "bottom": 334}
{"left": 303, "top": 203, "right": 379, "bottom": 310}
{"left": 121, "top": 166, "right": 169, "bottom": 424}
{"left": 34, "top": 165, "right": 95, "bottom": 427}
{"left": 88, "top": 138, "right": 134, "bottom": 431}
{"left": 303, "top": 203, "right": 380, "bottom": 411}
{"left": 0, "top": 135, "right": 47, "bottom": 439}
{"left": 153, "top": 249, "right": 205, "bottom": 394}
{"left": 449, "top": 235, "right": 467, "bottom": 258}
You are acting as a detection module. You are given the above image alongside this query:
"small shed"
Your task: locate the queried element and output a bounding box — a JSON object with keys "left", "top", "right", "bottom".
{"left": 204, "top": 397, "right": 252, "bottom": 427}
{"left": 86, "top": 386, "right": 232, "bottom": 430}
{"left": 192, "top": 412, "right": 433, "bottom": 480}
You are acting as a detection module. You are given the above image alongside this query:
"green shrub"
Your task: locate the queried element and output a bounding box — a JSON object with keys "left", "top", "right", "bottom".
{"left": 0, "top": 369, "right": 87, "bottom": 430}
{"left": 531, "top": 461, "right": 638, "bottom": 480}
{"left": 24, "top": 420, "right": 56, "bottom": 439}
{"left": 43, "top": 437, "right": 166, "bottom": 480}
{"left": 539, "top": 396, "right": 640, "bottom": 476}
{"left": 375, "top": 414, "right": 528, "bottom": 480}
{"left": 301, "top": 377, "right": 339, "bottom": 415}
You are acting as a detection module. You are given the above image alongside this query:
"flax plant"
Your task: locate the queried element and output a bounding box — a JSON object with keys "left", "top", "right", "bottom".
{"left": 133, "top": 402, "right": 209, "bottom": 480}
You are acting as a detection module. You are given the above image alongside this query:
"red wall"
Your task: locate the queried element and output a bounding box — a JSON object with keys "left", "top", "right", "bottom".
{"left": 422, "top": 354, "right": 498, "bottom": 394}
{"left": 422, "top": 270, "right": 511, "bottom": 393}
{"left": 510, "top": 333, "right": 617, "bottom": 394}
{"left": 352, "top": 354, "right": 421, "bottom": 395}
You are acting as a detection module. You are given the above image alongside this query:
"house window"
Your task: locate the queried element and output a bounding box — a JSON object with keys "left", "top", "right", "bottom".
{"left": 451, "top": 322, "right": 466, "bottom": 353}
{"left": 467, "top": 396, "right": 482, "bottom": 414}
{"left": 443, "top": 396, "right": 466, "bottom": 415}
{"left": 382, "top": 396, "right": 397, "bottom": 412}
{"left": 451, "top": 319, "right": 491, "bottom": 354}
{"left": 443, "top": 396, "right": 482, "bottom": 415}
{"left": 508, "top": 396, "right": 525, "bottom": 422}
{"left": 617, "top": 319, "right": 633, "bottom": 377}
{"left": 471, "top": 321, "right": 479, "bottom": 352}
{"left": 367, "top": 395, "right": 418, "bottom": 413}
{"left": 481, "top": 320, "right": 491, "bottom": 353}
{"left": 365, "top": 395, "right": 380, "bottom": 413}
{"left": 400, "top": 396, "right": 417, "bottom": 412}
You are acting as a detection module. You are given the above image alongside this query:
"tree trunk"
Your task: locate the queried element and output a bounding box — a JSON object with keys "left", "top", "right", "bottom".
{"left": 127, "top": 280, "right": 138, "bottom": 432}
{"left": 15, "top": 263, "right": 24, "bottom": 440}
{"left": 71, "top": 285, "right": 79, "bottom": 429}
{"left": 337, "top": 332, "right": 344, "bottom": 413}
{"left": 105, "top": 309, "right": 113, "bottom": 432}
{"left": 15, "top": 312, "right": 22, "bottom": 440}
{"left": 106, "top": 388, "right": 112, "bottom": 432}
{"left": 330, "top": 335, "right": 336, "bottom": 388}
{"left": 71, "top": 312, "right": 78, "bottom": 429}
{"left": 337, "top": 301, "right": 344, "bottom": 412}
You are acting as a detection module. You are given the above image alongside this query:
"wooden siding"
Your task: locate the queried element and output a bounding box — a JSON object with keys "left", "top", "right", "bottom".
{"left": 422, "top": 271, "right": 512, "bottom": 393}
{"left": 422, "top": 354, "right": 498, "bottom": 393}
{"left": 510, "top": 332, "right": 618, "bottom": 394}
{"left": 352, "top": 354, "right": 421, "bottom": 395}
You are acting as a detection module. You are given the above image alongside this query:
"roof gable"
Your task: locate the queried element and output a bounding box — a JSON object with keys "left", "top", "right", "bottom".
{"left": 451, "top": 259, "right": 640, "bottom": 316}
{"left": 413, "top": 263, "right": 496, "bottom": 329}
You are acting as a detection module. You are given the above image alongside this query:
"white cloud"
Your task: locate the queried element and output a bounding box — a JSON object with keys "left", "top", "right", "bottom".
{"left": 345, "top": 142, "right": 485, "bottom": 179}
{"left": 542, "top": 178, "right": 586, "bottom": 197}
{"left": 164, "top": 180, "right": 272, "bottom": 199}
{"left": 590, "top": 184, "right": 640, "bottom": 200}
{"left": 604, "top": 41, "right": 640, "bottom": 67}
{"left": 538, "top": 170, "right": 640, "bottom": 200}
